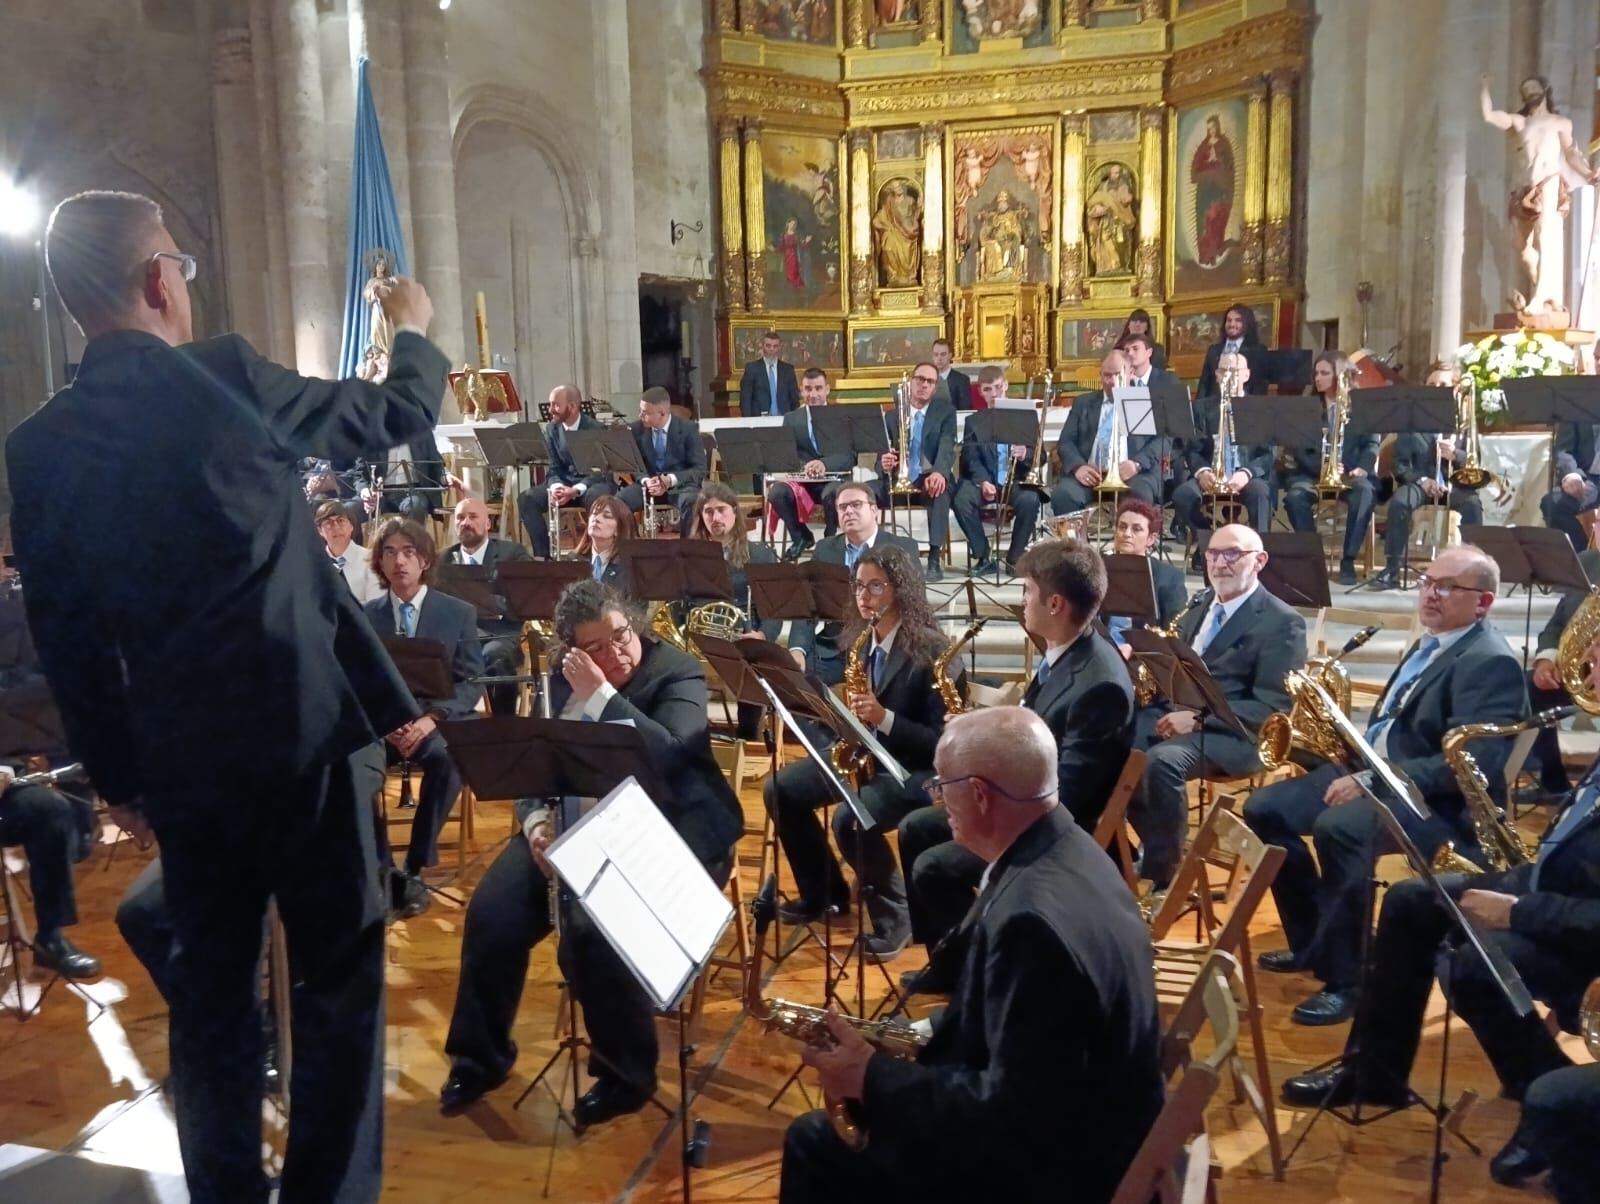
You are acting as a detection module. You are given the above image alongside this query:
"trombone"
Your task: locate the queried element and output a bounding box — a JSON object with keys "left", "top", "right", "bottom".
{"left": 1097, "top": 362, "right": 1131, "bottom": 496}
{"left": 1013, "top": 370, "right": 1054, "bottom": 492}
{"left": 890, "top": 371, "right": 916, "bottom": 497}
{"left": 1206, "top": 365, "right": 1243, "bottom": 527}
{"left": 1448, "top": 377, "right": 1493, "bottom": 490}
{"left": 1315, "top": 364, "right": 1356, "bottom": 493}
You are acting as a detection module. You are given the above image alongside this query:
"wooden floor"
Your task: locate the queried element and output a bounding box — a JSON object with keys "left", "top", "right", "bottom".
{"left": 0, "top": 768, "right": 1590, "bottom": 1204}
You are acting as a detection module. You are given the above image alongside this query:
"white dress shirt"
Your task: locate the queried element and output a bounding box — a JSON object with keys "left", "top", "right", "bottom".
{"left": 1370, "top": 623, "right": 1474, "bottom": 757}
{"left": 328, "top": 546, "right": 386, "bottom": 604}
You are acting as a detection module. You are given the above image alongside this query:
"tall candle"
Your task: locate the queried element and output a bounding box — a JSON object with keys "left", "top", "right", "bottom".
{"left": 474, "top": 291, "right": 490, "bottom": 368}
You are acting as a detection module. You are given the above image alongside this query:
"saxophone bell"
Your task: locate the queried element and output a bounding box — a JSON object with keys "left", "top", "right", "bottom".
{"left": 1430, "top": 707, "right": 1570, "bottom": 875}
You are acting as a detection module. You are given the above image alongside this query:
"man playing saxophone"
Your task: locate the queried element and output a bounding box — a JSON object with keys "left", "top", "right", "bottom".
{"left": 779, "top": 707, "right": 1162, "bottom": 1204}
{"left": 1281, "top": 629, "right": 1600, "bottom": 1199}
{"left": 1246, "top": 544, "right": 1528, "bottom": 1026}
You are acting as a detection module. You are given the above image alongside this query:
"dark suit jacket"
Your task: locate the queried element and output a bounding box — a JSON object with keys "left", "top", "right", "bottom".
{"left": 1554, "top": 422, "right": 1600, "bottom": 480}
{"left": 1182, "top": 397, "right": 1274, "bottom": 480}
{"left": 781, "top": 405, "right": 855, "bottom": 473}
{"left": 861, "top": 806, "right": 1163, "bottom": 1202}
{"left": 7, "top": 328, "right": 446, "bottom": 810}
{"left": 1197, "top": 340, "right": 1270, "bottom": 399}
{"left": 1370, "top": 620, "right": 1528, "bottom": 814}
{"left": 632, "top": 417, "right": 708, "bottom": 489}
{"left": 1026, "top": 631, "right": 1135, "bottom": 829}
{"left": 549, "top": 639, "right": 743, "bottom": 865}
{"left": 937, "top": 368, "right": 973, "bottom": 411}
{"left": 739, "top": 358, "right": 800, "bottom": 417}
{"left": 1392, "top": 432, "right": 1468, "bottom": 486}
{"left": 1282, "top": 409, "right": 1381, "bottom": 481}
{"left": 790, "top": 531, "right": 922, "bottom": 673}
{"left": 877, "top": 399, "right": 958, "bottom": 493}
{"left": 443, "top": 537, "right": 531, "bottom": 632}
{"left": 364, "top": 589, "right": 486, "bottom": 721}
{"left": 1174, "top": 585, "right": 1307, "bottom": 737}
{"left": 1537, "top": 548, "right": 1600, "bottom": 656}
{"left": 546, "top": 413, "right": 607, "bottom": 489}
{"left": 591, "top": 553, "right": 628, "bottom": 595}
{"left": 1056, "top": 388, "right": 1162, "bottom": 477}
{"left": 960, "top": 433, "right": 1034, "bottom": 486}
{"left": 857, "top": 631, "right": 948, "bottom": 778}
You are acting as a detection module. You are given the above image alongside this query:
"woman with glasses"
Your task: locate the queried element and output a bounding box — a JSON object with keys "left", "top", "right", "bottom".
{"left": 763, "top": 544, "right": 953, "bottom": 962}
{"left": 437, "top": 579, "right": 743, "bottom": 1124}
{"left": 579, "top": 493, "right": 635, "bottom": 591}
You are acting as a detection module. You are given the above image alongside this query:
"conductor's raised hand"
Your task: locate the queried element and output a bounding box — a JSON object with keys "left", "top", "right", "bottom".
{"left": 376, "top": 276, "right": 434, "bottom": 334}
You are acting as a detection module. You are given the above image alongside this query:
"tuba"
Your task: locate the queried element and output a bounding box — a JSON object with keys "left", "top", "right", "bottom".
{"left": 1432, "top": 707, "right": 1570, "bottom": 874}
{"left": 1448, "top": 377, "right": 1493, "bottom": 490}
{"left": 1556, "top": 589, "right": 1600, "bottom": 714}
{"left": 1131, "top": 590, "right": 1207, "bottom": 708}
{"left": 933, "top": 618, "right": 988, "bottom": 716}
{"left": 1258, "top": 626, "right": 1380, "bottom": 770}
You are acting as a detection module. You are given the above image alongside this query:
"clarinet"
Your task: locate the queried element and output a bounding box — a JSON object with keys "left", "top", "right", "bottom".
{"left": 539, "top": 661, "right": 561, "bottom": 935}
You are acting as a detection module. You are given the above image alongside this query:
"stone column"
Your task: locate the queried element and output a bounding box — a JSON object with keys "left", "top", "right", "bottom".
{"left": 718, "top": 118, "right": 746, "bottom": 312}
{"left": 1059, "top": 112, "right": 1088, "bottom": 304}
{"left": 1241, "top": 80, "right": 1268, "bottom": 286}
{"left": 845, "top": 0, "right": 868, "bottom": 48}
{"left": 211, "top": 28, "right": 272, "bottom": 353}
{"left": 743, "top": 122, "right": 767, "bottom": 312}
{"left": 247, "top": 0, "right": 294, "bottom": 364}
{"left": 849, "top": 129, "right": 873, "bottom": 313}
{"left": 401, "top": 0, "right": 466, "bottom": 379}
{"left": 920, "top": 122, "right": 945, "bottom": 313}
{"left": 1264, "top": 69, "right": 1296, "bottom": 283}
{"left": 352, "top": 0, "right": 414, "bottom": 259}
{"left": 1136, "top": 104, "right": 1165, "bottom": 298}
{"left": 591, "top": 0, "right": 644, "bottom": 401}
{"left": 270, "top": 0, "right": 338, "bottom": 376}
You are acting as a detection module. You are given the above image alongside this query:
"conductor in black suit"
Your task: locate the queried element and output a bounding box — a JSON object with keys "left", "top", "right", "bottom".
{"left": 1129, "top": 524, "right": 1306, "bottom": 888}
{"left": 780, "top": 706, "right": 1163, "bottom": 1204}
{"left": 364, "top": 519, "right": 485, "bottom": 919}
{"left": 1246, "top": 544, "right": 1529, "bottom": 1025}
{"left": 1527, "top": 546, "right": 1600, "bottom": 797}
{"left": 517, "top": 383, "right": 612, "bottom": 559}
{"left": 878, "top": 362, "right": 958, "bottom": 580}
{"left": 618, "top": 387, "right": 707, "bottom": 535}
{"left": 931, "top": 338, "right": 972, "bottom": 410}
{"left": 7, "top": 190, "right": 448, "bottom": 1203}
{"left": 442, "top": 495, "right": 529, "bottom": 719}
{"left": 1196, "top": 304, "right": 1270, "bottom": 399}
{"left": 896, "top": 542, "right": 1136, "bottom": 983}
{"left": 739, "top": 330, "right": 801, "bottom": 416}
{"left": 1051, "top": 347, "right": 1166, "bottom": 515}
{"left": 439, "top": 580, "right": 742, "bottom": 1123}
{"left": 765, "top": 368, "right": 854, "bottom": 557}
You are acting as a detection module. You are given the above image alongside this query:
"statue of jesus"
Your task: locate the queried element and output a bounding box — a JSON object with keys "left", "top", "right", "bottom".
{"left": 1480, "top": 74, "right": 1598, "bottom": 323}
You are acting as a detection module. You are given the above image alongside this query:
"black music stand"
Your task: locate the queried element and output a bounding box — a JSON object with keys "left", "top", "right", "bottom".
{"left": 1259, "top": 531, "right": 1333, "bottom": 609}
{"left": 967, "top": 406, "right": 1041, "bottom": 584}
{"left": 434, "top": 564, "right": 504, "bottom": 626}
{"left": 1501, "top": 376, "right": 1600, "bottom": 497}
{"left": 618, "top": 538, "right": 734, "bottom": 609}
{"left": 1232, "top": 396, "right": 1324, "bottom": 457}
{"left": 495, "top": 561, "right": 591, "bottom": 705}
{"left": 1101, "top": 554, "right": 1160, "bottom": 624}
{"left": 1265, "top": 348, "right": 1314, "bottom": 395}
{"left": 474, "top": 421, "right": 550, "bottom": 471}
{"left": 714, "top": 425, "right": 805, "bottom": 503}
{"left": 745, "top": 561, "right": 855, "bottom": 629}
{"left": 1462, "top": 525, "right": 1589, "bottom": 669}
{"left": 810, "top": 405, "right": 891, "bottom": 466}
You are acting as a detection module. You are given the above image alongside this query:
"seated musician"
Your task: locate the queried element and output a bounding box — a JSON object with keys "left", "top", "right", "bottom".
{"left": 1128, "top": 523, "right": 1306, "bottom": 889}
{"left": 364, "top": 430, "right": 445, "bottom": 524}
{"left": 1281, "top": 351, "right": 1379, "bottom": 586}
{"left": 316, "top": 500, "right": 384, "bottom": 602}
{"left": 951, "top": 365, "right": 1041, "bottom": 576}
{"left": 1543, "top": 415, "right": 1600, "bottom": 553}
{"left": 1279, "top": 634, "right": 1599, "bottom": 1179}
{"left": 1372, "top": 360, "right": 1485, "bottom": 589}
{"left": 518, "top": 384, "right": 611, "bottom": 560}
{"left": 1051, "top": 349, "right": 1164, "bottom": 520}
{"left": 1526, "top": 540, "right": 1600, "bottom": 800}
{"left": 579, "top": 494, "right": 635, "bottom": 592}
{"left": 0, "top": 757, "right": 100, "bottom": 980}
{"left": 443, "top": 496, "right": 530, "bottom": 718}
{"left": 766, "top": 368, "right": 853, "bottom": 560}
{"left": 618, "top": 386, "right": 706, "bottom": 537}
{"left": 688, "top": 482, "right": 779, "bottom": 740}
{"left": 876, "top": 362, "right": 957, "bottom": 582}
{"left": 779, "top": 707, "right": 1162, "bottom": 1204}
{"left": 1171, "top": 351, "right": 1274, "bottom": 552}
{"left": 895, "top": 542, "right": 1135, "bottom": 992}
{"left": 764, "top": 544, "right": 948, "bottom": 960}
{"left": 363, "top": 518, "right": 485, "bottom": 919}
{"left": 1246, "top": 543, "right": 1527, "bottom": 1025}
{"left": 1512, "top": 1062, "right": 1600, "bottom": 1200}
{"left": 789, "top": 481, "right": 918, "bottom": 686}
{"left": 1102, "top": 498, "right": 1188, "bottom": 656}
{"left": 438, "top": 580, "right": 742, "bottom": 1121}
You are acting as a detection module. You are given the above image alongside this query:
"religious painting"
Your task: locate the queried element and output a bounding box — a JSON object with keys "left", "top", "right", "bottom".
{"left": 951, "top": 125, "right": 1054, "bottom": 287}
{"left": 874, "top": 0, "right": 919, "bottom": 26}
{"left": 761, "top": 131, "right": 843, "bottom": 312}
{"left": 1089, "top": 110, "right": 1139, "bottom": 144}
{"left": 850, "top": 321, "right": 944, "bottom": 371}
{"left": 872, "top": 178, "right": 923, "bottom": 288}
{"left": 1166, "top": 303, "right": 1274, "bottom": 357}
{"left": 749, "top": 0, "right": 837, "bottom": 44}
{"left": 733, "top": 324, "right": 846, "bottom": 371}
{"left": 1171, "top": 97, "right": 1247, "bottom": 293}
{"left": 1084, "top": 162, "right": 1137, "bottom": 277}
{"left": 950, "top": 0, "right": 1051, "bottom": 52}
{"left": 875, "top": 127, "right": 922, "bottom": 162}
{"left": 1056, "top": 315, "right": 1128, "bottom": 360}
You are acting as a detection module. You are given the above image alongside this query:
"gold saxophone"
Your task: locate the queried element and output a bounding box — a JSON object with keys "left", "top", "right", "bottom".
{"left": 1432, "top": 707, "right": 1572, "bottom": 875}
{"left": 829, "top": 622, "right": 877, "bottom": 790}
{"left": 1582, "top": 978, "right": 1600, "bottom": 1059}
{"left": 1132, "top": 590, "right": 1207, "bottom": 708}
{"left": 1557, "top": 589, "right": 1600, "bottom": 715}
{"left": 1258, "top": 625, "right": 1380, "bottom": 770}
{"left": 933, "top": 618, "right": 988, "bottom": 716}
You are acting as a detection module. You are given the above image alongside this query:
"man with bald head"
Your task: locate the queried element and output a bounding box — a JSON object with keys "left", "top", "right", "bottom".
{"left": 443, "top": 495, "right": 530, "bottom": 716}
{"left": 1128, "top": 523, "right": 1305, "bottom": 889}
{"left": 1246, "top": 543, "right": 1528, "bottom": 1025}
{"left": 518, "top": 383, "right": 611, "bottom": 558}
{"left": 1051, "top": 348, "right": 1167, "bottom": 516}
{"left": 780, "top": 707, "right": 1162, "bottom": 1204}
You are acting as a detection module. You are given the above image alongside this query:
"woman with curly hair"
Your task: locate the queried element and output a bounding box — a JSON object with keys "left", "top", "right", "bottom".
{"left": 763, "top": 542, "right": 954, "bottom": 961}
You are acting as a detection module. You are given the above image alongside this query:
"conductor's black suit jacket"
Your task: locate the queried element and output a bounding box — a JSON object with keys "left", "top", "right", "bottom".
{"left": 6, "top": 328, "right": 448, "bottom": 813}
{"left": 858, "top": 805, "right": 1163, "bottom": 1201}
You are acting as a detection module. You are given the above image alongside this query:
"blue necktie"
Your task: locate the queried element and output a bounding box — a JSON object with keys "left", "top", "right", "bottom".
{"left": 399, "top": 600, "right": 417, "bottom": 637}
{"left": 1533, "top": 773, "right": 1600, "bottom": 887}
{"left": 870, "top": 646, "right": 885, "bottom": 691}
{"left": 1035, "top": 656, "right": 1052, "bottom": 686}
{"left": 1367, "top": 636, "right": 1440, "bottom": 746}
{"left": 845, "top": 542, "right": 864, "bottom": 572}
{"left": 653, "top": 428, "right": 667, "bottom": 471}
{"left": 1221, "top": 410, "right": 1239, "bottom": 479}
{"left": 1107, "top": 615, "right": 1132, "bottom": 647}
{"left": 909, "top": 410, "right": 925, "bottom": 483}
{"left": 333, "top": 555, "right": 346, "bottom": 569}
{"left": 768, "top": 362, "right": 780, "bottom": 416}
{"left": 1194, "top": 605, "right": 1227, "bottom": 657}
{"left": 592, "top": 554, "right": 605, "bottom": 582}
{"left": 806, "top": 406, "right": 817, "bottom": 454}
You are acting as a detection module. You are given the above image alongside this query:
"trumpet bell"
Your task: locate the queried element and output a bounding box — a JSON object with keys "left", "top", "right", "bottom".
{"left": 1449, "top": 465, "right": 1492, "bottom": 489}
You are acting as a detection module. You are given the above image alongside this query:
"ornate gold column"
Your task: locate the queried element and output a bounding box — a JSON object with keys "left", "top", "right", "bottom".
{"left": 1241, "top": 80, "right": 1268, "bottom": 285}
{"left": 742, "top": 121, "right": 767, "bottom": 311}
{"left": 1064, "top": 0, "right": 1087, "bottom": 26}
{"left": 849, "top": 129, "right": 873, "bottom": 313}
{"left": 919, "top": 0, "right": 940, "bottom": 42}
{"left": 737, "top": 0, "right": 761, "bottom": 30}
{"left": 718, "top": 118, "right": 746, "bottom": 311}
{"left": 1265, "top": 69, "right": 1296, "bottom": 283}
{"left": 714, "top": 0, "right": 737, "bottom": 31}
{"left": 1140, "top": 0, "right": 1164, "bottom": 20}
{"left": 920, "top": 122, "right": 945, "bottom": 313}
{"left": 1059, "top": 112, "right": 1088, "bottom": 304}
{"left": 845, "top": 0, "right": 867, "bottom": 47}
{"left": 1136, "top": 104, "right": 1165, "bottom": 298}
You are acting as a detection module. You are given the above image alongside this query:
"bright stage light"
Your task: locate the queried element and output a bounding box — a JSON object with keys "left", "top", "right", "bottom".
{"left": 438, "top": 0, "right": 452, "bottom": 10}
{"left": 0, "top": 179, "right": 41, "bottom": 239}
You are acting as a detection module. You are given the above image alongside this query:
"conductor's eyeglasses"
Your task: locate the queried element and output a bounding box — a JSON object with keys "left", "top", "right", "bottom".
{"left": 149, "top": 251, "right": 198, "bottom": 282}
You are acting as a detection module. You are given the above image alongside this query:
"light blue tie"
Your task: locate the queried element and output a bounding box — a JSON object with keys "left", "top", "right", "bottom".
{"left": 909, "top": 410, "right": 925, "bottom": 483}
{"left": 1107, "top": 614, "right": 1132, "bottom": 647}
{"left": 1222, "top": 413, "right": 1238, "bottom": 479}
{"left": 997, "top": 442, "right": 1010, "bottom": 487}
{"left": 1034, "top": 656, "right": 1052, "bottom": 687}
{"left": 768, "top": 362, "right": 780, "bottom": 415}
{"left": 806, "top": 406, "right": 817, "bottom": 454}
{"left": 1194, "top": 605, "right": 1227, "bottom": 657}
{"left": 845, "top": 542, "right": 863, "bottom": 573}
{"left": 399, "top": 600, "right": 417, "bottom": 637}
{"left": 333, "top": 555, "right": 347, "bottom": 569}
{"left": 1533, "top": 773, "right": 1600, "bottom": 887}
{"left": 1367, "top": 636, "right": 1440, "bottom": 746}
{"left": 653, "top": 428, "right": 667, "bottom": 471}
{"left": 870, "top": 646, "right": 885, "bottom": 691}
{"left": 591, "top": 554, "right": 605, "bottom": 582}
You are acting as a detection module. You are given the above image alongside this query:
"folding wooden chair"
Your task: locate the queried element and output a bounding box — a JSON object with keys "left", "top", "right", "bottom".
{"left": 1092, "top": 748, "right": 1146, "bottom": 897}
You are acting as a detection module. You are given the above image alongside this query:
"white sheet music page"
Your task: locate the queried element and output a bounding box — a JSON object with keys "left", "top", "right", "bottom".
{"left": 584, "top": 864, "right": 693, "bottom": 1007}
{"left": 1112, "top": 384, "right": 1156, "bottom": 436}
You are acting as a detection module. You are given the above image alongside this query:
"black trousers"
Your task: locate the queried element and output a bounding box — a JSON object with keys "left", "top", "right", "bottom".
{"left": 880, "top": 481, "right": 950, "bottom": 561}
{"left": 375, "top": 731, "right": 460, "bottom": 874}
{"left": 1386, "top": 482, "right": 1483, "bottom": 560}
{"left": 951, "top": 480, "right": 1042, "bottom": 566}
{"left": 1543, "top": 476, "right": 1600, "bottom": 552}
{"left": 780, "top": 1109, "right": 899, "bottom": 1203}
{"left": 1283, "top": 474, "right": 1376, "bottom": 561}
{"left": 481, "top": 633, "right": 521, "bottom": 719}
{"left": 1050, "top": 468, "right": 1162, "bottom": 515}
{"left": 117, "top": 857, "right": 175, "bottom": 1004}
{"left": 766, "top": 479, "right": 840, "bottom": 546}
{"left": 444, "top": 828, "right": 730, "bottom": 1094}
{"left": 618, "top": 482, "right": 698, "bottom": 536}
{"left": 0, "top": 783, "right": 89, "bottom": 937}
{"left": 1528, "top": 674, "right": 1575, "bottom": 792}
{"left": 1521, "top": 1064, "right": 1600, "bottom": 1204}
{"left": 897, "top": 804, "right": 982, "bottom": 948}
{"left": 764, "top": 758, "right": 922, "bottom": 944}
{"left": 1242, "top": 761, "right": 1462, "bottom": 989}
{"left": 518, "top": 480, "right": 615, "bottom": 558}
{"left": 1347, "top": 871, "right": 1578, "bottom": 1098}
{"left": 1172, "top": 475, "right": 1272, "bottom": 533}
{"left": 148, "top": 754, "right": 387, "bottom": 1204}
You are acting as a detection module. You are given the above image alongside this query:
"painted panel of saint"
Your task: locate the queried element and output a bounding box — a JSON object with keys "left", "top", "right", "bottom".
{"left": 750, "top": 0, "right": 837, "bottom": 44}
{"left": 952, "top": 127, "right": 1054, "bottom": 287}
{"left": 1172, "top": 99, "right": 1246, "bottom": 293}
{"left": 951, "top": 0, "right": 1051, "bottom": 52}
{"left": 874, "top": 0, "right": 919, "bottom": 24}
{"left": 1085, "top": 162, "right": 1137, "bottom": 276}
{"left": 735, "top": 326, "right": 845, "bottom": 370}
{"left": 762, "top": 132, "right": 843, "bottom": 311}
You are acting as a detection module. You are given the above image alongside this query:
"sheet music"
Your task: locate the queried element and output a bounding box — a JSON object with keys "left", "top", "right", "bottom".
{"left": 1112, "top": 385, "right": 1156, "bottom": 436}
{"left": 994, "top": 397, "right": 1038, "bottom": 412}
{"left": 585, "top": 863, "right": 694, "bottom": 1006}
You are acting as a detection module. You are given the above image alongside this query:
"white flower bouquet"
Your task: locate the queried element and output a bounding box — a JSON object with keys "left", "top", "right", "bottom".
{"left": 1454, "top": 331, "right": 1576, "bottom": 428}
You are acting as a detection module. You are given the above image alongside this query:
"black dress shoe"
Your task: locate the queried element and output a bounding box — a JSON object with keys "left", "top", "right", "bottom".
{"left": 1257, "top": 948, "right": 1309, "bottom": 974}
{"left": 573, "top": 1076, "right": 652, "bottom": 1128}
{"left": 862, "top": 932, "right": 910, "bottom": 964}
{"left": 1281, "top": 1064, "right": 1411, "bottom": 1109}
{"left": 440, "top": 1049, "right": 516, "bottom": 1116}
{"left": 1337, "top": 559, "right": 1358, "bottom": 586}
{"left": 1489, "top": 1137, "right": 1548, "bottom": 1186}
{"left": 32, "top": 932, "right": 101, "bottom": 980}
{"left": 782, "top": 537, "right": 814, "bottom": 563}
{"left": 390, "top": 871, "right": 431, "bottom": 921}
{"left": 776, "top": 898, "right": 842, "bottom": 926}
{"left": 900, "top": 961, "right": 958, "bottom": 997}
{"left": 925, "top": 558, "right": 945, "bottom": 582}
{"left": 969, "top": 557, "right": 1000, "bottom": 577}
{"left": 1292, "top": 987, "right": 1359, "bottom": 1026}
